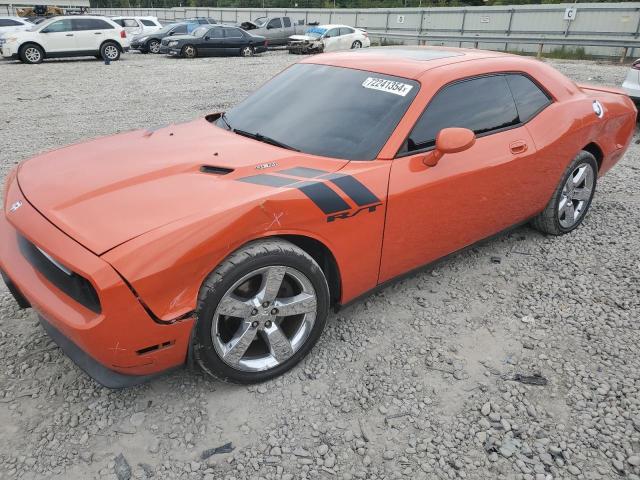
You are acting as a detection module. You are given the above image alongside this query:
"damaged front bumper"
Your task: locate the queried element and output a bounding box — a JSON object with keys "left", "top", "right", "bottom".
{"left": 287, "top": 40, "right": 323, "bottom": 54}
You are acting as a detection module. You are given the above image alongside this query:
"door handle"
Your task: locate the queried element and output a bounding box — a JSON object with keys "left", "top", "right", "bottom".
{"left": 510, "top": 140, "right": 528, "bottom": 154}
{"left": 94, "top": 32, "right": 102, "bottom": 35}
{"left": 65, "top": 33, "right": 74, "bottom": 36}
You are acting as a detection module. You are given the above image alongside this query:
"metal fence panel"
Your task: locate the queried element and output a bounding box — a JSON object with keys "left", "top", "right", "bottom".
{"left": 51, "top": 2, "right": 640, "bottom": 59}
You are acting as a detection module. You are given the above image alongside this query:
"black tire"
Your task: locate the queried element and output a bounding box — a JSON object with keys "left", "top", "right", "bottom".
{"left": 193, "top": 238, "right": 330, "bottom": 384}
{"left": 240, "top": 45, "right": 254, "bottom": 57}
{"left": 181, "top": 44, "right": 197, "bottom": 58}
{"left": 531, "top": 150, "right": 598, "bottom": 235}
{"left": 351, "top": 40, "right": 362, "bottom": 49}
{"left": 100, "top": 41, "right": 120, "bottom": 62}
{"left": 19, "top": 43, "right": 44, "bottom": 64}
{"left": 147, "top": 39, "right": 160, "bottom": 54}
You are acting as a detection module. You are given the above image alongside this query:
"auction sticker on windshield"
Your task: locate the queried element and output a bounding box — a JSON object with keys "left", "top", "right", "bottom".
{"left": 362, "top": 77, "right": 414, "bottom": 97}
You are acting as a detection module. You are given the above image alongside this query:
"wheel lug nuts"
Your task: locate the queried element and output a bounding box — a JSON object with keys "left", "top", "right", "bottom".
{"left": 271, "top": 308, "right": 278, "bottom": 315}
{"left": 251, "top": 308, "right": 258, "bottom": 316}
{"left": 264, "top": 320, "right": 272, "bottom": 328}
{"left": 251, "top": 320, "right": 259, "bottom": 328}
{"left": 262, "top": 301, "right": 270, "bottom": 308}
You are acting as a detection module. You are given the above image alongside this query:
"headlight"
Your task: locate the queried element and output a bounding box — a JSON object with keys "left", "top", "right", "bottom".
{"left": 168, "top": 41, "right": 178, "bottom": 47}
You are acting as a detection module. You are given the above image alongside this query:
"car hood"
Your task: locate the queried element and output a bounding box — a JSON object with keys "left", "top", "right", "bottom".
{"left": 17, "top": 117, "right": 346, "bottom": 255}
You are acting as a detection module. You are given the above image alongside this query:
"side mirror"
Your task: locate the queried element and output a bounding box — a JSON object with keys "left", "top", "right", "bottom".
{"left": 204, "top": 36, "right": 210, "bottom": 40}
{"left": 424, "top": 127, "right": 476, "bottom": 167}
{"left": 266, "top": 24, "right": 273, "bottom": 29}
{"left": 169, "top": 31, "right": 176, "bottom": 36}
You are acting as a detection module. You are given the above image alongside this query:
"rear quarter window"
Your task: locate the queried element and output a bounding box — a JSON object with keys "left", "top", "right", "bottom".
{"left": 506, "top": 74, "right": 551, "bottom": 123}
{"left": 140, "top": 19, "right": 157, "bottom": 26}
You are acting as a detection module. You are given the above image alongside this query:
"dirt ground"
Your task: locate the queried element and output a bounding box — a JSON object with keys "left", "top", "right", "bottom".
{"left": 0, "top": 51, "right": 639, "bottom": 480}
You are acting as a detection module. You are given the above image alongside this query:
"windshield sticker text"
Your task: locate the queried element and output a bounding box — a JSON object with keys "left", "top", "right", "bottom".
{"left": 362, "top": 77, "right": 413, "bottom": 97}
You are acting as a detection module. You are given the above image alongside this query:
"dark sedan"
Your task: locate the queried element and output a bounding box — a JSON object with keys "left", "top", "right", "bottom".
{"left": 162, "top": 25, "right": 267, "bottom": 58}
{"left": 130, "top": 22, "right": 199, "bottom": 54}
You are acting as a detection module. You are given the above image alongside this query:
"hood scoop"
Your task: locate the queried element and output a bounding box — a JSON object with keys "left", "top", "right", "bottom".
{"left": 200, "top": 165, "right": 234, "bottom": 175}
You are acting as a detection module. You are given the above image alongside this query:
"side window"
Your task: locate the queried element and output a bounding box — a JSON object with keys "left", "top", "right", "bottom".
{"left": 223, "top": 27, "right": 243, "bottom": 38}
{"left": 42, "top": 19, "right": 73, "bottom": 33}
{"left": 208, "top": 27, "right": 223, "bottom": 38}
{"left": 173, "top": 24, "right": 188, "bottom": 34}
{"left": 506, "top": 74, "right": 551, "bottom": 123}
{"left": 324, "top": 28, "right": 340, "bottom": 38}
{"left": 112, "top": 19, "right": 125, "bottom": 27}
{"left": 123, "top": 19, "right": 138, "bottom": 27}
{"left": 0, "top": 19, "right": 23, "bottom": 26}
{"left": 283, "top": 17, "right": 291, "bottom": 27}
{"left": 73, "top": 18, "right": 114, "bottom": 31}
{"left": 140, "top": 19, "right": 156, "bottom": 27}
{"left": 267, "top": 18, "right": 282, "bottom": 29}
{"left": 406, "top": 75, "right": 519, "bottom": 152}
{"left": 339, "top": 27, "right": 354, "bottom": 35}
{"left": 207, "top": 18, "right": 217, "bottom": 24}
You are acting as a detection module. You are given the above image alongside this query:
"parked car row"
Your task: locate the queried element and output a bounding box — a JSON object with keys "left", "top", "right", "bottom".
{"left": 0, "top": 13, "right": 367, "bottom": 64}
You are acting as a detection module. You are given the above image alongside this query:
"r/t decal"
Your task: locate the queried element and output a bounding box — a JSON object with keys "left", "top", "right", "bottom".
{"left": 326, "top": 203, "right": 383, "bottom": 223}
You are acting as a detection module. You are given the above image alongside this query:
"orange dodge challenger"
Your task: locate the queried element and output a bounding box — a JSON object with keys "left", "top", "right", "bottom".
{"left": 1, "top": 48, "right": 636, "bottom": 387}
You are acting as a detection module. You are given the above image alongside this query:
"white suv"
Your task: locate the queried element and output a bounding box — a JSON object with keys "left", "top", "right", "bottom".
{"left": 1, "top": 16, "right": 129, "bottom": 64}
{"left": 111, "top": 16, "right": 162, "bottom": 36}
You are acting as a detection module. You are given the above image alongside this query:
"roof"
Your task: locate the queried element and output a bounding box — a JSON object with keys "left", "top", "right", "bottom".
{"left": 301, "top": 46, "right": 510, "bottom": 80}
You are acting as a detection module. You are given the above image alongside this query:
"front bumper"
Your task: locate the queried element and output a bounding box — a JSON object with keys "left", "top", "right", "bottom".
{"left": 160, "top": 44, "right": 170, "bottom": 54}
{"left": 0, "top": 175, "right": 194, "bottom": 387}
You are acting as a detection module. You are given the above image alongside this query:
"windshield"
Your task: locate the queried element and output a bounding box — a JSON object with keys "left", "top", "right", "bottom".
{"left": 32, "top": 17, "right": 54, "bottom": 31}
{"left": 221, "top": 64, "right": 419, "bottom": 160}
{"left": 304, "top": 27, "right": 327, "bottom": 39}
{"left": 192, "top": 26, "right": 209, "bottom": 37}
{"left": 253, "top": 17, "right": 267, "bottom": 27}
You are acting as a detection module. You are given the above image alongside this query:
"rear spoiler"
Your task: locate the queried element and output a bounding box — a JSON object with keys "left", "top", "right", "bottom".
{"left": 578, "top": 83, "right": 627, "bottom": 96}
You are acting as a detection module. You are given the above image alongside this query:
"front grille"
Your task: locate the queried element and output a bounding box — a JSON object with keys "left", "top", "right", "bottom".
{"left": 17, "top": 234, "right": 101, "bottom": 314}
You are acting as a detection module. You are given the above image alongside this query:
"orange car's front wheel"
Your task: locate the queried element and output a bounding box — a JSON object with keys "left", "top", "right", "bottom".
{"left": 193, "top": 239, "right": 330, "bottom": 384}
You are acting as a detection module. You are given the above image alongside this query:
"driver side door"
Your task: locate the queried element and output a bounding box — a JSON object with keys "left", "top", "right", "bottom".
{"left": 379, "top": 74, "right": 544, "bottom": 282}
{"left": 39, "top": 19, "right": 77, "bottom": 53}
{"left": 322, "top": 28, "right": 341, "bottom": 52}
{"left": 199, "top": 27, "right": 223, "bottom": 56}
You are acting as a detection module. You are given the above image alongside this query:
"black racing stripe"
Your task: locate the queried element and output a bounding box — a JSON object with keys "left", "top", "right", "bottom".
{"left": 324, "top": 173, "right": 380, "bottom": 207}
{"left": 278, "top": 167, "right": 328, "bottom": 178}
{"left": 238, "top": 174, "right": 298, "bottom": 187}
{"left": 297, "top": 182, "right": 350, "bottom": 214}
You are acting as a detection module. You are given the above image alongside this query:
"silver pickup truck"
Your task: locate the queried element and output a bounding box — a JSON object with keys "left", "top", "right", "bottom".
{"left": 240, "top": 16, "right": 310, "bottom": 46}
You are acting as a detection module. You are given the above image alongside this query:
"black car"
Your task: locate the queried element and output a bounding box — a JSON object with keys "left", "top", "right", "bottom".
{"left": 130, "top": 22, "right": 199, "bottom": 54}
{"left": 163, "top": 25, "right": 268, "bottom": 58}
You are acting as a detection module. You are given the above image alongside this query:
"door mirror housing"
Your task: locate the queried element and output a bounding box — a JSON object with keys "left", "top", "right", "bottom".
{"left": 204, "top": 36, "right": 210, "bottom": 40}
{"left": 424, "top": 127, "right": 476, "bottom": 167}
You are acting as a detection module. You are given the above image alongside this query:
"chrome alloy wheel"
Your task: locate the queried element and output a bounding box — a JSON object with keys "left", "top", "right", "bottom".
{"left": 211, "top": 266, "right": 317, "bottom": 372}
{"left": 558, "top": 162, "right": 595, "bottom": 229}
{"left": 149, "top": 40, "right": 160, "bottom": 53}
{"left": 25, "top": 47, "right": 41, "bottom": 63}
{"left": 104, "top": 44, "right": 119, "bottom": 60}
{"left": 241, "top": 46, "right": 253, "bottom": 57}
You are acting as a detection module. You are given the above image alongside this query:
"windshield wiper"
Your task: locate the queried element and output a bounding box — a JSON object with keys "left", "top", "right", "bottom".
{"left": 233, "top": 128, "right": 300, "bottom": 152}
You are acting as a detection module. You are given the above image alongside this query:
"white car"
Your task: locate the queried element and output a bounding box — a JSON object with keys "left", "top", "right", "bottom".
{"left": 622, "top": 59, "right": 640, "bottom": 104}
{"left": 288, "top": 24, "right": 370, "bottom": 54}
{"left": 0, "top": 16, "right": 32, "bottom": 49}
{"left": 0, "top": 16, "right": 32, "bottom": 35}
{"left": 111, "top": 16, "right": 162, "bottom": 36}
{"left": 1, "top": 16, "right": 129, "bottom": 64}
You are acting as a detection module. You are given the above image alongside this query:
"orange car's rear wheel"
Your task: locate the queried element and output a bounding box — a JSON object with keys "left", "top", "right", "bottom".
{"left": 532, "top": 150, "right": 597, "bottom": 235}
{"left": 193, "top": 238, "right": 329, "bottom": 384}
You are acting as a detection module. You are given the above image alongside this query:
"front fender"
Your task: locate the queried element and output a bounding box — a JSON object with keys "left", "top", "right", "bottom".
{"left": 102, "top": 161, "right": 391, "bottom": 321}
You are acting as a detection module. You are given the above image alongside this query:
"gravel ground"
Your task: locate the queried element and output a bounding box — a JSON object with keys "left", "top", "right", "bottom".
{"left": 0, "top": 52, "right": 639, "bottom": 480}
